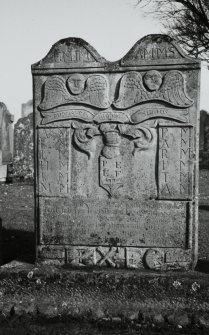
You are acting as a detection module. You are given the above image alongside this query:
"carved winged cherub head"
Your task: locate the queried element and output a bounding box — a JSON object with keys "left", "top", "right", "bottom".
{"left": 67, "top": 73, "right": 85, "bottom": 95}
{"left": 143, "top": 70, "right": 162, "bottom": 91}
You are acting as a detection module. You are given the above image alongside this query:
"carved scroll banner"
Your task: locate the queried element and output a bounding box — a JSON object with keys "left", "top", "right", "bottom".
{"left": 32, "top": 34, "right": 200, "bottom": 270}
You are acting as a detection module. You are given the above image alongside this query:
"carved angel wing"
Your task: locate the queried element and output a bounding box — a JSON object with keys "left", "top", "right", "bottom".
{"left": 86, "top": 75, "right": 110, "bottom": 109}
{"left": 159, "top": 70, "right": 193, "bottom": 107}
{"left": 39, "top": 75, "right": 70, "bottom": 110}
{"left": 114, "top": 72, "right": 148, "bottom": 109}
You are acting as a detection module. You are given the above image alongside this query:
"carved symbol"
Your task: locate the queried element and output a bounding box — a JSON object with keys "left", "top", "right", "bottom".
{"left": 99, "top": 156, "right": 123, "bottom": 197}
{"left": 114, "top": 70, "right": 193, "bottom": 109}
{"left": 76, "top": 248, "right": 95, "bottom": 266}
{"left": 126, "top": 249, "right": 143, "bottom": 269}
{"left": 100, "top": 124, "right": 121, "bottom": 159}
{"left": 72, "top": 122, "right": 100, "bottom": 159}
{"left": 96, "top": 246, "right": 117, "bottom": 267}
{"left": 39, "top": 74, "right": 110, "bottom": 110}
{"left": 144, "top": 249, "right": 164, "bottom": 270}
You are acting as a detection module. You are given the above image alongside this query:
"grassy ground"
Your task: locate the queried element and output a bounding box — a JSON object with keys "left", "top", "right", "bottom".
{"left": 0, "top": 169, "right": 209, "bottom": 266}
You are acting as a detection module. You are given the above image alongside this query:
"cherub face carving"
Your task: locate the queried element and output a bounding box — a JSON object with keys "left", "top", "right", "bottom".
{"left": 143, "top": 70, "right": 162, "bottom": 91}
{"left": 67, "top": 73, "right": 85, "bottom": 95}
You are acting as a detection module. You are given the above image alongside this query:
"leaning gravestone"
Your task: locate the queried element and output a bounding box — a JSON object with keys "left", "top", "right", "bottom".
{"left": 0, "top": 102, "right": 14, "bottom": 182}
{"left": 199, "top": 110, "right": 209, "bottom": 168}
{"left": 13, "top": 113, "right": 34, "bottom": 180}
{"left": 32, "top": 35, "right": 200, "bottom": 269}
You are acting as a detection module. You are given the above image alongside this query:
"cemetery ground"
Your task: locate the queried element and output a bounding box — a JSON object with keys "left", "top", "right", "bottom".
{"left": 0, "top": 171, "right": 209, "bottom": 333}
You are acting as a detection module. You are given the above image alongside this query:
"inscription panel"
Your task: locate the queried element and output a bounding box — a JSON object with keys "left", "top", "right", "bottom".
{"left": 38, "top": 128, "right": 71, "bottom": 194}
{"left": 39, "top": 198, "right": 188, "bottom": 248}
{"left": 158, "top": 126, "right": 193, "bottom": 199}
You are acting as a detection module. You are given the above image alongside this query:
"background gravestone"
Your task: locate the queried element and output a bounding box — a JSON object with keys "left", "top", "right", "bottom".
{"left": 32, "top": 35, "right": 200, "bottom": 269}
{"left": 12, "top": 113, "right": 34, "bottom": 180}
{"left": 0, "top": 102, "right": 14, "bottom": 182}
{"left": 21, "top": 99, "right": 33, "bottom": 118}
{"left": 199, "top": 110, "right": 209, "bottom": 169}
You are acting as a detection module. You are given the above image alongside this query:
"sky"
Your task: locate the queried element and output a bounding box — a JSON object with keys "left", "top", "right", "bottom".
{"left": 1, "top": 0, "right": 209, "bottom": 122}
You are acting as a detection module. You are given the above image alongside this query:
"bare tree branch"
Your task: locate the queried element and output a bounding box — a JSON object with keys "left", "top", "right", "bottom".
{"left": 135, "top": 0, "right": 209, "bottom": 61}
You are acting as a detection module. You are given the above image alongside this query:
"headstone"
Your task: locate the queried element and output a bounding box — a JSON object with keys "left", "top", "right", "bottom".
{"left": 0, "top": 102, "right": 14, "bottom": 182}
{"left": 199, "top": 110, "right": 209, "bottom": 168}
{"left": 12, "top": 113, "right": 34, "bottom": 180}
{"left": 21, "top": 99, "right": 33, "bottom": 118}
{"left": 32, "top": 35, "right": 200, "bottom": 269}
{"left": 0, "top": 150, "right": 7, "bottom": 182}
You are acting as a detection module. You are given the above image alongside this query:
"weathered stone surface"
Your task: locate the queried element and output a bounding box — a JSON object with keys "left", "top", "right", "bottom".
{"left": 0, "top": 154, "right": 7, "bottom": 182}
{"left": 199, "top": 109, "right": 209, "bottom": 168}
{"left": 13, "top": 113, "right": 34, "bottom": 180}
{"left": 0, "top": 102, "right": 14, "bottom": 182}
{"left": 32, "top": 35, "right": 200, "bottom": 269}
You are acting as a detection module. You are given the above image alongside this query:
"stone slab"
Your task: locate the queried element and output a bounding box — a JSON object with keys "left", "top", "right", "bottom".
{"left": 32, "top": 34, "right": 200, "bottom": 270}
{"left": 13, "top": 113, "right": 34, "bottom": 180}
{"left": 0, "top": 164, "right": 7, "bottom": 182}
{"left": 0, "top": 102, "right": 14, "bottom": 165}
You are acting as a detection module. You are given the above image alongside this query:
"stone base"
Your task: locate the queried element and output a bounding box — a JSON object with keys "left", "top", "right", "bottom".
{"left": 37, "top": 245, "right": 194, "bottom": 270}
{"left": 0, "top": 164, "right": 7, "bottom": 182}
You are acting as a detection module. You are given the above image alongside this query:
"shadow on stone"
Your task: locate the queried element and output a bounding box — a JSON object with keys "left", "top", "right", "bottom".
{"left": 195, "top": 259, "right": 209, "bottom": 273}
{"left": 199, "top": 205, "right": 209, "bottom": 211}
{"left": 2, "top": 227, "right": 35, "bottom": 264}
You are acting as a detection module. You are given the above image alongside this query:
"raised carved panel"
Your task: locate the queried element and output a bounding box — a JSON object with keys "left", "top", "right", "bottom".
{"left": 39, "top": 198, "right": 188, "bottom": 248}
{"left": 158, "top": 126, "right": 193, "bottom": 199}
{"left": 38, "top": 128, "right": 71, "bottom": 195}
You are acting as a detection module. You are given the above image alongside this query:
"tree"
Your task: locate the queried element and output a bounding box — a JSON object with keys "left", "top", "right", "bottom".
{"left": 136, "top": 0, "right": 209, "bottom": 61}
